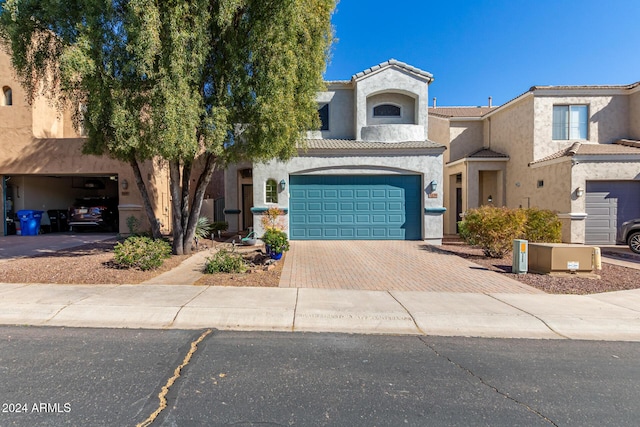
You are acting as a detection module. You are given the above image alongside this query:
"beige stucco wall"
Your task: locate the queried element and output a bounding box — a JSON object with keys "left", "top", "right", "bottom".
{"left": 532, "top": 94, "right": 630, "bottom": 161}
{"left": 629, "top": 89, "right": 640, "bottom": 139}
{"left": 308, "top": 86, "right": 355, "bottom": 140}
{"left": 366, "top": 92, "right": 416, "bottom": 125}
{"left": 488, "top": 95, "right": 535, "bottom": 210}
{"left": 449, "top": 121, "right": 484, "bottom": 162}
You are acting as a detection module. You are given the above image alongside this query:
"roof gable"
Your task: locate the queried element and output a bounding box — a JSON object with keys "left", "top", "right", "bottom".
{"left": 352, "top": 59, "right": 433, "bottom": 83}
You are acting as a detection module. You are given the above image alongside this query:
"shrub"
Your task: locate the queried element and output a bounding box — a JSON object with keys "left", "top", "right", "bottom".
{"left": 204, "top": 248, "right": 247, "bottom": 274}
{"left": 523, "top": 208, "right": 562, "bottom": 243}
{"left": 194, "top": 216, "right": 212, "bottom": 240}
{"left": 126, "top": 215, "right": 142, "bottom": 235}
{"left": 261, "top": 228, "right": 290, "bottom": 254}
{"left": 113, "top": 236, "right": 172, "bottom": 271}
{"left": 261, "top": 206, "right": 285, "bottom": 231}
{"left": 458, "top": 206, "right": 526, "bottom": 258}
{"left": 210, "top": 221, "right": 229, "bottom": 232}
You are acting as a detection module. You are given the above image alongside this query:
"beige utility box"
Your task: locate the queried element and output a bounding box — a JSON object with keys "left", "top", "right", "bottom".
{"left": 528, "top": 243, "right": 596, "bottom": 276}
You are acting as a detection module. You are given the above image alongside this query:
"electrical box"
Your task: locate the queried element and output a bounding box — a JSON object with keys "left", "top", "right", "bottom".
{"left": 512, "top": 239, "right": 528, "bottom": 274}
{"left": 528, "top": 243, "right": 597, "bottom": 276}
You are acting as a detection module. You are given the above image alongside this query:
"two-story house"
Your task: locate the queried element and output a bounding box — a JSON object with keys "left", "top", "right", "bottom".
{"left": 224, "top": 60, "right": 447, "bottom": 243}
{"left": 431, "top": 83, "right": 640, "bottom": 245}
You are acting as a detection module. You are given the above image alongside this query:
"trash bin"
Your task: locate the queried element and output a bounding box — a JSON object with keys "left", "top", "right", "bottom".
{"left": 48, "top": 209, "right": 59, "bottom": 232}
{"left": 16, "top": 210, "right": 44, "bottom": 236}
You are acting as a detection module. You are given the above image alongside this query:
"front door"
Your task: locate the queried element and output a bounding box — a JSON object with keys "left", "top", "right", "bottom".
{"left": 455, "top": 187, "right": 462, "bottom": 233}
{"left": 242, "top": 184, "right": 254, "bottom": 230}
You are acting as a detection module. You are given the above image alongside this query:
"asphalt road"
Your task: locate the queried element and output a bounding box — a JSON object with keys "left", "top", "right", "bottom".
{"left": 0, "top": 327, "right": 639, "bottom": 426}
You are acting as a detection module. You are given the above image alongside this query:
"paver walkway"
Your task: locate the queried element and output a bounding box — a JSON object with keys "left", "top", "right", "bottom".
{"left": 279, "top": 240, "right": 542, "bottom": 293}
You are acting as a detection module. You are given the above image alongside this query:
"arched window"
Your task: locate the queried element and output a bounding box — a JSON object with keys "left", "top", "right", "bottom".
{"left": 266, "top": 178, "right": 278, "bottom": 203}
{"left": 373, "top": 104, "right": 400, "bottom": 117}
{"left": 2, "top": 86, "right": 12, "bottom": 106}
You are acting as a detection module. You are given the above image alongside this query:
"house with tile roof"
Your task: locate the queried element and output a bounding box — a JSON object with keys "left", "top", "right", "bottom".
{"left": 224, "top": 59, "right": 447, "bottom": 242}
{"left": 430, "top": 82, "right": 640, "bottom": 244}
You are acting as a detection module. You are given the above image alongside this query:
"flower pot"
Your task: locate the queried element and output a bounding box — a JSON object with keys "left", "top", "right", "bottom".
{"left": 270, "top": 251, "right": 283, "bottom": 260}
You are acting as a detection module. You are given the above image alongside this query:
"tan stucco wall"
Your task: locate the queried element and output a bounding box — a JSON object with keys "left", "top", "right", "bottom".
{"left": 449, "top": 121, "right": 484, "bottom": 162}
{"left": 630, "top": 90, "right": 640, "bottom": 140}
{"left": 488, "top": 95, "right": 535, "bottom": 210}
{"left": 533, "top": 94, "right": 630, "bottom": 161}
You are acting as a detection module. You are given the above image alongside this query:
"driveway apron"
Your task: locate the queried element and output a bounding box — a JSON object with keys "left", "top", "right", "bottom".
{"left": 279, "top": 240, "right": 542, "bottom": 293}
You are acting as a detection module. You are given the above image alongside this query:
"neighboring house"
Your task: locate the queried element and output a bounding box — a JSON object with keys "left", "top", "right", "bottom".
{"left": 224, "top": 60, "right": 447, "bottom": 243}
{"left": 431, "top": 82, "right": 640, "bottom": 245}
{"left": 0, "top": 49, "right": 224, "bottom": 236}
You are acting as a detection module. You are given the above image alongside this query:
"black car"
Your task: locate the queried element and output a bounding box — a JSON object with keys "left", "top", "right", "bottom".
{"left": 617, "top": 218, "right": 640, "bottom": 254}
{"left": 68, "top": 197, "right": 118, "bottom": 231}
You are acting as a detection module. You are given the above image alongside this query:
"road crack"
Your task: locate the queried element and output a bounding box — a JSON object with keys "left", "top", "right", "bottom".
{"left": 419, "top": 337, "right": 559, "bottom": 426}
{"left": 137, "top": 329, "right": 212, "bottom": 427}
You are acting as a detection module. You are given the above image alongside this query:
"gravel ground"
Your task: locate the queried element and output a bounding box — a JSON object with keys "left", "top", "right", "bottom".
{"left": 432, "top": 243, "right": 640, "bottom": 295}
{"left": 1, "top": 238, "right": 638, "bottom": 294}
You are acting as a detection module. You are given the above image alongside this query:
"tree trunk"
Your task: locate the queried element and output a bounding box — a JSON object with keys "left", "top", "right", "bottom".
{"left": 169, "top": 160, "right": 185, "bottom": 255}
{"left": 130, "top": 158, "right": 162, "bottom": 239}
{"left": 182, "top": 153, "right": 218, "bottom": 254}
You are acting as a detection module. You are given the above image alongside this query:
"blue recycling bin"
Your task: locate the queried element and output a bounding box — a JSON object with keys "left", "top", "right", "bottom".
{"left": 17, "top": 210, "right": 44, "bottom": 236}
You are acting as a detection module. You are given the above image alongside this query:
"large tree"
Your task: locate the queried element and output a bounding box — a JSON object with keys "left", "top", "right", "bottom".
{"left": 0, "top": 0, "right": 335, "bottom": 254}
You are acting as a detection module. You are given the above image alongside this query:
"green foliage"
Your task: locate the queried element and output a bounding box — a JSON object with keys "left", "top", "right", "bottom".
{"left": 113, "top": 236, "right": 171, "bottom": 271}
{"left": 204, "top": 248, "right": 247, "bottom": 274}
{"left": 261, "top": 228, "right": 290, "bottom": 254}
{"left": 126, "top": 215, "right": 142, "bottom": 235}
{"left": 194, "top": 217, "right": 212, "bottom": 240}
{"left": 0, "top": 0, "right": 336, "bottom": 255}
{"left": 210, "top": 221, "right": 229, "bottom": 232}
{"left": 523, "top": 208, "right": 562, "bottom": 243}
{"left": 458, "top": 206, "right": 527, "bottom": 258}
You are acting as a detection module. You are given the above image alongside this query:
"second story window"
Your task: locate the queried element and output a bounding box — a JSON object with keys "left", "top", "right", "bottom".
{"left": 318, "top": 104, "right": 329, "bottom": 130}
{"left": 2, "top": 86, "right": 12, "bottom": 106}
{"left": 266, "top": 179, "right": 278, "bottom": 203}
{"left": 552, "top": 105, "right": 588, "bottom": 140}
{"left": 373, "top": 104, "right": 401, "bottom": 117}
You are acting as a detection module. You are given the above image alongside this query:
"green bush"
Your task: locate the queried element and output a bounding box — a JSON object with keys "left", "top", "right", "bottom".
{"left": 113, "top": 236, "right": 172, "bottom": 271}
{"left": 458, "top": 206, "right": 527, "bottom": 258}
{"left": 204, "top": 248, "right": 247, "bottom": 274}
{"left": 210, "top": 221, "right": 229, "bottom": 232}
{"left": 523, "top": 208, "right": 562, "bottom": 243}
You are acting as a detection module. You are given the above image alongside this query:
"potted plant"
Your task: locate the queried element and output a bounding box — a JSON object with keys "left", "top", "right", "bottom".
{"left": 261, "top": 228, "right": 290, "bottom": 260}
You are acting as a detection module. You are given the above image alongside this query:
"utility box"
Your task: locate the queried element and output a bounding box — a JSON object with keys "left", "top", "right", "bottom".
{"left": 528, "top": 243, "right": 597, "bottom": 276}
{"left": 512, "top": 239, "right": 528, "bottom": 274}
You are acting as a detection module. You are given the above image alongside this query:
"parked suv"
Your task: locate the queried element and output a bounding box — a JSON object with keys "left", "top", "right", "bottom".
{"left": 617, "top": 218, "right": 640, "bottom": 254}
{"left": 68, "top": 197, "right": 117, "bottom": 232}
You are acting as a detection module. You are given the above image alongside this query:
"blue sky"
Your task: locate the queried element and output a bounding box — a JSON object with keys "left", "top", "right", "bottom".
{"left": 325, "top": 0, "right": 640, "bottom": 107}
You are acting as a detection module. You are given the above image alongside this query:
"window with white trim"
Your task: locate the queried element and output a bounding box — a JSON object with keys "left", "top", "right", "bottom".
{"left": 265, "top": 179, "right": 278, "bottom": 203}
{"left": 552, "top": 105, "right": 588, "bottom": 140}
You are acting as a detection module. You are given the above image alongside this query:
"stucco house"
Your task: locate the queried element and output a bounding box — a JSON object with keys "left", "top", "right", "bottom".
{"left": 430, "top": 82, "right": 640, "bottom": 245}
{"left": 224, "top": 60, "right": 447, "bottom": 243}
{"left": 0, "top": 49, "right": 224, "bottom": 236}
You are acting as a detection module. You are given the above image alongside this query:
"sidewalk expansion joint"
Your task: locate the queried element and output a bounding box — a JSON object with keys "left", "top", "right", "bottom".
{"left": 291, "top": 288, "right": 300, "bottom": 332}
{"left": 136, "top": 328, "right": 212, "bottom": 427}
{"left": 486, "top": 294, "right": 571, "bottom": 340}
{"left": 418, "top": 337, "right": 559, "bottom": 427}
{"left": 387, "top": 291, "right": 425, "bottom": 335}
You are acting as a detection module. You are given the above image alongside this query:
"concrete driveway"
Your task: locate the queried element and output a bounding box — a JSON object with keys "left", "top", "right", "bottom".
{"left": 279, "top": 240, "right": 542, "bottom": 293}
{"left": 0, "top": 232, "right": 117, "bottom": 261}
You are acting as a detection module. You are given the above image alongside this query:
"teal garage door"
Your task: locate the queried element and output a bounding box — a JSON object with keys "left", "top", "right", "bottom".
{"left": 289, "top": 175, "right": 421, "bottom": 240}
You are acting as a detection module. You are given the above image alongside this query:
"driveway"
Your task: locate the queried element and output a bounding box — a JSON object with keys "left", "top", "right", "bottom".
{"left": 0, "top": 232, "right": 117, "bottom": 261}
{"left": 279, "top": 240, "right": 542, "bottom": 293}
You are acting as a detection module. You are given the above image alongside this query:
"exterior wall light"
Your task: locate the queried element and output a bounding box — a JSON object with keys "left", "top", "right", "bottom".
{"left": 121, "top": 179, "right": 128, "bottom": 190}
{"left": 487, "top": 195, "right": 493, "bottom": 203}
{"left": 279, "top": 179, "right": 286, "bottom": 191}
{"left": 576, "top": 187, "right": 584, "bottom": 197}
{"left": 430, "top": 180, "right": 437, "bottom": 192}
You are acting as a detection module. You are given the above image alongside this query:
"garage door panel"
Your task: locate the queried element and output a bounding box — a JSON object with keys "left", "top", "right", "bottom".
{"left": 586, "top": 181, "right": 640, "bottom": 244}
{"left": 289, "top": 175, "right": 421, "bottom": 240}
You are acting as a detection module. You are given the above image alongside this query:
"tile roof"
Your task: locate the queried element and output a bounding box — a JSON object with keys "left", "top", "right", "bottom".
{"left": 429, "top": 107, "right": 497, "bottom": 118}
{"left": 302, "top": 139, "right": 444, "bottom": 150}
{"left": 352, "top": 59, "right": 434, "bottom": 82}
{"left": 529, "top": 140, "right": 640, "bottom": 165}
{"left": 530, "top": 82, "right": 640, "bottom": 91}
{"left": 467, "top": 148, "right": 509, "bottom": 158}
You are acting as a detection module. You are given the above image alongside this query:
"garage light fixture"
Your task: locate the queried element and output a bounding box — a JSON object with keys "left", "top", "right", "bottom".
{"left": 279, "top": 179, "right": 286, "bottom": 191}
{"left": 575, "top": 187, "right": 584, "bottom": 197}
{"left": 430, "top": 180, "right": 437, "bottom": 192}
{"left": 121, "top": 179, "right": 129, "bottom": 190}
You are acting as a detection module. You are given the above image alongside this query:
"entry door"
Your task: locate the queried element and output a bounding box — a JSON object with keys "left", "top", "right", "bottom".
{"left": 242, "top": 184, "right": 253, "bottom": 230}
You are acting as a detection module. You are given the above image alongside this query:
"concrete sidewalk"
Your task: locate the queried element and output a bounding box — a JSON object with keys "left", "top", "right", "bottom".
{"left": 1, "top": 282, "right": 639, "bottom": 341}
